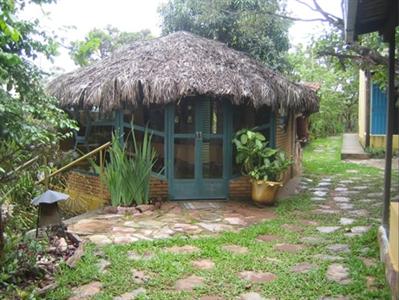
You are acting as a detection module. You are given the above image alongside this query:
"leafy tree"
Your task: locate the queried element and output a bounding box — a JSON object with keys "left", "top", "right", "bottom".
{"left": 0, "top": 0, "right": 77, "bottom": 254}
{"left": 289, "top": 0, "right": 398, "bottom": 87}
{"left": 158, "top": 0, "right": 291, "bottom": 71}
{"left": 288, "top": 44, "right": 358, "bottom": 137}
{"left": 69, "top": 26, "right": 153, "bottom": 67}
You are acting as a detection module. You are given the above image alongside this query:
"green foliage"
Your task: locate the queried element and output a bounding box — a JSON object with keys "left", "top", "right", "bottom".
{"left": 0, "top": 234, "right": 47, "bottom": 297}
{"left": 97, "top": 134, "right": 130, "bottom": 206}
{"left": 95, "top": 128, "right": 159, "bottom": 206}
{"left": 6, "top": 173, "right": 40, "bottom": 232}
{"left": 311, "top": 13, "right": 399, "bottom": 90}
{"left": 0, "top": 0, "right": 77, "bottom": 187}
{"left": 233, "top": 129, "right": 291, "bottom": 181}
{"left": 288, "top": 44, "right": 359, "bottom": 138}
{"left": 159, "top": 0, "right": 291, "bottom": 71}
{"left": 365, "top": 147, "right": 386, "bottom": 159}
{"left": 129, "top": 127, "right": 158, "bottom": 205}
{"left": 303, "top": 136, "right": 382, "bottom": 177}
{"left": 69, "top": 26, "right": 153, "bottom": 67}
{"left": 0, "top": 0, "right": 77, "bottom": 285}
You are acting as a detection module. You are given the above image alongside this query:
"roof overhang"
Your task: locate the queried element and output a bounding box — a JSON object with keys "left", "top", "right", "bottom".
{"left": 344, "top": 0, "right": 398, "bottom": 43}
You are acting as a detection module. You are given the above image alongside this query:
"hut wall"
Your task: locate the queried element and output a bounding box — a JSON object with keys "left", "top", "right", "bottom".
{"left": 275, "top": 113, "right": 298, "bottom": 180}
{"left": 149, "top": 178, "right": 169, "bottom": 199}
{"left": 275, "top": 114, "right": 291, "bottom": 154}
{"left": 229, "top": 176, "right": 251, "bottom": 199}
{"left": 62, "top": 171, "right": 168, "bottom": 213}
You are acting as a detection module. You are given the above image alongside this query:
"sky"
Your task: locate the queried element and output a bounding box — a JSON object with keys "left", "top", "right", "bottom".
{"left": 22, "top": 0, "right": 342, "bottom": 73}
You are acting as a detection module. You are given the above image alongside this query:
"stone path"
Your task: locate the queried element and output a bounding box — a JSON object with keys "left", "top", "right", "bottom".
{"left": 238, "top": 271, "right": 277, "bottom": 283}
{"left": 175, "top": 275, "right": 204, "bottom": 291}
{"left": 66, "top": 170, "right": 393, "bottom": 299}
{"left": 304, "top": 172, "right": 393, "bottom": 298}
{"left": 66, "top": 200, "right": 276, "bottom": 246}
{"left": 341, "top": 133, "right": 371, "bottom": 159}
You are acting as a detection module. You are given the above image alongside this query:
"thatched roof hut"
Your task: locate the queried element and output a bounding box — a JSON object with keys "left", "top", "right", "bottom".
{"left": 48, "top": 31, "right": 318, "bottom": 114}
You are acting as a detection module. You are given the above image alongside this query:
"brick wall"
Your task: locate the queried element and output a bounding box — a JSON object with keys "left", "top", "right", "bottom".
{"left": 62, "top": 171, "right": 168, "bottom": 213}
{"left": 275, "top": 113, "right": 298, "bottom": 181}
{"left": 66, "top": 171, "right": 109, "bottom": 200}
{"left": 61, "top": 171, "right": 109, "bottom": 213}
{"left": 149, "top": 178, "right": 168, "bottom": 199}
{"left": 275, "top": 113, "right": 293, "bottom": 156}
{"left": 229, "top": 176, "right": 251, "bottom": 200}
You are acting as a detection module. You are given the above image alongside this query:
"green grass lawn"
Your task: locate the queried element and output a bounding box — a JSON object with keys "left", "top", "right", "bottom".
{"left": 46, "top": 136, "right": 392, "bottom": 300}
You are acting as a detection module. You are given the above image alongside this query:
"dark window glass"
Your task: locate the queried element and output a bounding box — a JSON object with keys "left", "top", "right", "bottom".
{"left": 174, "top": 98, "right": 195, "bottom": 133}
{"left": 202, "top": 100, "right": 223, "bottom": 134}
{"left": 151, "top": 135, "right": 165, "bottom": 174}
{"left": 233, "top": 104, "right": 255, "bottom": 132}
{"left": 174, "top": 138, "right": 195, "bottom": 178}
{"left": 145, "top": 105, "right": 165, "bottom": 131}
{"left": 202, "top": 139, "right": 223, "bottom": 178}
{"left": 124, "top": 104, "right": 165, "bottom": 132}
{"left": 254, "top": 105, "right": 271, "bottom": 126}
{"left": 88, "top": 126, "right": 113, "bottom": 146}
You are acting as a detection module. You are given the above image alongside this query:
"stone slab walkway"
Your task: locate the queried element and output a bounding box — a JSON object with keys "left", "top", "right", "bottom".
{"left": 341, "top": 133, "right": 370, "bottom": 160}
{"left": 65, "top": 200, "right": 276, "bottom": 245}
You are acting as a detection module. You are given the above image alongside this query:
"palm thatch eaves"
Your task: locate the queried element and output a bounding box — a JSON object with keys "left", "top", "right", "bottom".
{"left": 48, "top": 31, "right": 319, "bottom": 114}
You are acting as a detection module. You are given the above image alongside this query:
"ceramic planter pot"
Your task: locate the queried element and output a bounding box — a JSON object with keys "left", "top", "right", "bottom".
{"left": 251, "top": 180, "right": 283, "bottom": 205}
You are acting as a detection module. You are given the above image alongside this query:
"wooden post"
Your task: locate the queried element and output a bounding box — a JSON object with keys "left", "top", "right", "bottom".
{"left": 382, "top": 19, "right": 396, "bottom": 233}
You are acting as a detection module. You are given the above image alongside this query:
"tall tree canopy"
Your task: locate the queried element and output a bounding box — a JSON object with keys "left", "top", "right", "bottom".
{"left": 0, "top": 0, "right": 76, "bottom": 184}
{"left": 290, "top": 0, "right": 398, "bottom": 87}
{"left": 289, "top": 44, "right": 358, "bottom": 137}
{"left": 159, "top": 0, "right": 291, "bottom": 71}
{"left": 69, "top": 26, "right": 153, "bottom": 67}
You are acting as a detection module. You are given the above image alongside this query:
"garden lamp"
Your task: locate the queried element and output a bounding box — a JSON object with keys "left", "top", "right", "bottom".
{"left": 32, "top": 190, "right": 69, "bottom": 238}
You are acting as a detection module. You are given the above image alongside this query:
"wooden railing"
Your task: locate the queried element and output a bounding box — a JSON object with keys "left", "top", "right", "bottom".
{"left": 37, "top": 142, "right": 111, "bottom": 188}
{"left": 0, "top": 156, "right": 40, "bottom": 202}
{"left": 1, "top": 142, "right": 111, "bottom": 204}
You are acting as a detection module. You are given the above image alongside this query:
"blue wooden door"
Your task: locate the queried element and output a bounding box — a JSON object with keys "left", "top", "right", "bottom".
{"left": 169, "top": 98, "right": 230, "bottom": 200}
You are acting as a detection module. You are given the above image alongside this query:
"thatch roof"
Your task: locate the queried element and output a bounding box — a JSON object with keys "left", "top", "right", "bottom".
{"left": 48, "top": 31, "right": 319, "bottom": 114}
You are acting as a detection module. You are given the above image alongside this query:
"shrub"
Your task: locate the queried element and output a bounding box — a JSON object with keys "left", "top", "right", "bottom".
{"left": 6, "top": 173, "right": 41, "bottom": 232}
{"left": 0, "top": 233, "right": 46, "bottom": 297}
{"left": 365, "top": 147, "right": 385, "bottom": 158}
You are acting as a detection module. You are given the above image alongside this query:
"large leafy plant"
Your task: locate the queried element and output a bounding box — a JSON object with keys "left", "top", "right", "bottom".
{"left": 94, "top": 127, "right": 159, "bottom": 206}
{"left": 233, "top": 129, "right": 292, "bottom": 181}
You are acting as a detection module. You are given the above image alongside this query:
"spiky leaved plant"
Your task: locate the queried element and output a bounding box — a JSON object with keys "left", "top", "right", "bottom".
{"left": 98, "top": 133, "right": 132, "bottom": 206}
{"left": 94, "top": 127, "right": 159, "bottom": 206}
{"left": 127, "top": 127, "right": 158, "bottom": 205}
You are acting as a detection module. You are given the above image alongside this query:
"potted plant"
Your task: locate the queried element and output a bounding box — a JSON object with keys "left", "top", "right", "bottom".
{"left": 233, "top": 129, "right": 292, "bottom": 205}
